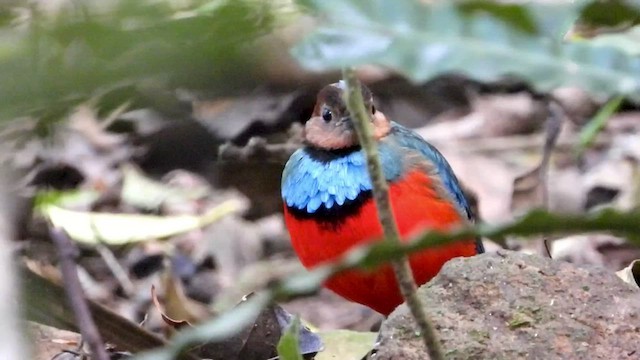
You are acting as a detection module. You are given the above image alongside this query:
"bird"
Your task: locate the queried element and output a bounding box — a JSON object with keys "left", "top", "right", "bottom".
{"left": 281, "top": 81, "right": 484, "bottom": 316}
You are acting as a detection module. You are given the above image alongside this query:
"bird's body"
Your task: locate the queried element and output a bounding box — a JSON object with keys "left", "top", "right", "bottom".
{"left": 281, "top": 82, "right": 482, "bottom": 315}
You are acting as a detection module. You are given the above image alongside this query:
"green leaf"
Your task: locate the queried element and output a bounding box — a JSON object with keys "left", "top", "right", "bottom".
{"left": 458, "top": 1, "right": 540, "bottom": 35}
{"left": 34, "top": 189, "right": 101, "bottom": 212}
{"left": 315, "top": 330, "right": 377, "bottom": 360}
{"left": 576, "top": 95, "right": 624, "bottom": 155}
{"left": 0, "top": 0, "right": 280, "bottom": 121}
{"left": 277, "top": 317, "right": 304, "bottom": 360}
{"left": 292, "top": 0, "right": 640, "bottom": 101}
{"left": 579, "top": 0, "right": 640, "bottom": 29}
{"left": 585, "top": 26, "right": 640, "bottom": 55}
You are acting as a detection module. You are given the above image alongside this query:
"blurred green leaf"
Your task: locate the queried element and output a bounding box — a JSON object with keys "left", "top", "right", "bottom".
{"left": 579, "top": 0, "right": 640, "bottom": 29}
{"left": 34, "top": 189, "right": 100, "bottom": 212}
{"left": 585, "top": 26, "right": 640, "bottom": 55}
{"left": 292, "top": 0, "right": 640, "bottom": 101}
{"left": 576, "top": 95, "right": 624, "bottom": 155}
{"left": 277, "top": 316, "right": 304, "bottom": 360}
{"left": 458, "top": 1, "right": 540, "bottom": 35}
{"left": 0, "top": 0, "right": 282, "bottom": 121}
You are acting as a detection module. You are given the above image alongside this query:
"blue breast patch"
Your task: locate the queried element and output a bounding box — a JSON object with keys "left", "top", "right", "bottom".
{"left": 281, "top": 145, "right": 403, "bottom": 213}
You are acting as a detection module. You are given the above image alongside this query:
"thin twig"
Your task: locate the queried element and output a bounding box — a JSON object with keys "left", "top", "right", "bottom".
{"left": 50, "top": 227, "right": 110, "bottom": 360}
{"left": 218, "top": 138, "right": 301, "bottom": 164}
{"left": 539, "top": 99, "right": 565, "bottom": 258}
{"left": 429, "top": 132, "right": 610, "bottom": 154}
{"left": 541, "top": 99, "right": 564, "bottom": 208}
{"left": 96, "top": 244, "right": 136, "bottom": 297}
{"left": 342, "top": 69, "right": 444, "bottom": 360}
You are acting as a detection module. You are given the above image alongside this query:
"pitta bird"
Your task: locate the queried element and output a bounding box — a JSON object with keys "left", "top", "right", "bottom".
{"left": 281, "top": 81, "right": 483, "bottom": 315}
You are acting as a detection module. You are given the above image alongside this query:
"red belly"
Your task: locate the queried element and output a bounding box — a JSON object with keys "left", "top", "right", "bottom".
{"left": 283, "top": 170, "right": 478, "bottom": 315}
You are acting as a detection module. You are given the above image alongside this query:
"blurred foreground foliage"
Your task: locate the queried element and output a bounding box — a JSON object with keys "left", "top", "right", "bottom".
{"left": 0, "top": 0, "right": 290, "bottom": 122}
{"left": 0, "top": 0, "right": 638, "bottom": 124}
{"left": 135, "top": 208, "right": 640, "bottom": 359}
{"left": 293, "top": 0, "right": 640, "bottom": 101}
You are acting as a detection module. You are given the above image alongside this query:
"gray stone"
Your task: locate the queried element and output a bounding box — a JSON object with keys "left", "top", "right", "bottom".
{"left": 376, "top": 250, "right": 640, "bottom": 360}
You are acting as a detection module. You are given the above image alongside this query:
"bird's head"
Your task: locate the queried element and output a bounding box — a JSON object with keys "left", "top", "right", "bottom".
{"left": 304, "top": 81, "right": 390, "bottom": 150}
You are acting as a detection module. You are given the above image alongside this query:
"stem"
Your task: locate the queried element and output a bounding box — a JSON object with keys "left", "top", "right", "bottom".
{"left": 540, "top": 99, "right": 564, "bottom": 258}
{"left": 50, "top": 227, "right": 110, "bottom": 360}
{"left": 96, "top": 243, "right": 136, "bottom": 297}
{"left": 342, "top": 68, "right": 444, "bottom": 360}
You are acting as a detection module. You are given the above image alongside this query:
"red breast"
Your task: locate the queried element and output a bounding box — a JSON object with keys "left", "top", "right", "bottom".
{"left": 284, "top": 170, "right": 478, "bottom": 315}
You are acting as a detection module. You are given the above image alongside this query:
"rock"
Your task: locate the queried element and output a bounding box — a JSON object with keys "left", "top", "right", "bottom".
{"left": 376, "top": 250, "right": 640, "bottom": 360}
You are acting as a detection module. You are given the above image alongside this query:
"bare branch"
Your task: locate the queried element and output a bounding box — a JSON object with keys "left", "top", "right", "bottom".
{"left": 50, "top": 227, "right": 110, "bottom": 360}
{"left": 218, "top": 138, "right": 301, "bottom": 164}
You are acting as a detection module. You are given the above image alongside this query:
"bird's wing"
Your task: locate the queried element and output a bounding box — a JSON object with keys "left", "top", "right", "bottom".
{"left": 387, "top": 122, "right": 472, "bottom": 219}
{"left": 387, "top": 122, "right": 484, "bottom": 253}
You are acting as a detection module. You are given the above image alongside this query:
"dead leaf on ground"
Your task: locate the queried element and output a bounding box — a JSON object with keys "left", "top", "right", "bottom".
{"left": 511, "top": 165, "right": 546, "bottom": 215}
{"left": 283, "top": 289, "right": 382, "bottom": 332}
{"left": 40, "top": 198, "right": 243, "bottom": 245}
{"left": 151, "top": 285, "right": 195, "bottom": 331}
{"left": 153, "top": 292, "right": 323, "bottom": 360}
{"left": 215, "top": 258, "right": 303, "bottom": 311}
{"left": 29, "top": 322, "right": 82, "bottom": 360}
{"left": 22, "top": 267, "right": 167, "bottom": 354}
{"left": 583, "top": 152, "right": 638, "bottom": 211}
{"left": 120, "top": 164, "right": 210, "bottom": 211}
{"left": 616, "top": 260, "right": 640, "bottom": 288}
{"left": 150, "top": 269, "right": 211, "bottom": 334}
{"left": 416, "top": 92, "right": 547, "bottom": 142}
{"left": 271, "top": 308, "right": 324, "bottom": 360}
{"left": 551, "top": 234, "right": 640, "bottom": 271}
{"left": 511, "top": 100, "right": 564, "bottom": 214}
{"left": 315, "top": 330, "right": 377, "bottom": 360}
{"left": 509, "top": 100, "right": 564, "bottom": 255}
{"left": 551, "top": 87, "right": 599, "bottom": 127}
{"left": 192, "top": 90, "right": 305, "bottom": 142}
{"left": 205, "top": 215, "right": 286, "bottom": 289}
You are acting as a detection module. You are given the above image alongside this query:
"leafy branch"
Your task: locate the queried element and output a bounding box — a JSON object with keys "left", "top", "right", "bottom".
{"left": 342, "top": 68, "right": 443, "bottom": 359}
{"left": 133, "top": 207, "right": 640, "bottom": 359}
{"left": 292, "top": 0, "right": 640, "bottom": 101}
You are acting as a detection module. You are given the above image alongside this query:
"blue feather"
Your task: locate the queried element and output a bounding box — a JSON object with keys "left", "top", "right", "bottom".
{"left": 281, "top": 123, "right": 469, "bottom": 219}
{"left": 282, "top": 144, "right": 403, "bottom": 213}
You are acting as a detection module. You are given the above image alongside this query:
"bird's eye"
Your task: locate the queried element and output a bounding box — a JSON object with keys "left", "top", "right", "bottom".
{"left": 371, "top": 105, "right": 376, "bottom": 114}
{"left": 322, "top": 108, "right": 332, "bottom": 122}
